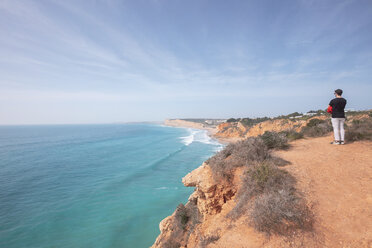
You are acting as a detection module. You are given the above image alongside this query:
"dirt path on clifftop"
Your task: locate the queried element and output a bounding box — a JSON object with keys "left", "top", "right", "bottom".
{"left": 275, "top": 136, "right": 372, "bottom": 248}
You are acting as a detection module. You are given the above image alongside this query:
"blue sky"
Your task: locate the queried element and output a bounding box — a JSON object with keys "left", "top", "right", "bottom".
{"left": 0, "top": 0, "right": 371, "bottom": 124}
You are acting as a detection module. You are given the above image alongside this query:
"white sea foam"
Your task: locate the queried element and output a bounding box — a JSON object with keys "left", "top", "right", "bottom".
{"left": 155, "top": 186, "right": 179, "bottom": 190}
{"left": 180, "top": 128, "right": 196, "bottom": 146}
{"left": 180, "top": 128, "right": 222, "bottom": 147}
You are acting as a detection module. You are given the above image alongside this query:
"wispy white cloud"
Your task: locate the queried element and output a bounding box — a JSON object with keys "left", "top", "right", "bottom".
{"left": 0, "top": 0, "right": 371, "bottom": 124}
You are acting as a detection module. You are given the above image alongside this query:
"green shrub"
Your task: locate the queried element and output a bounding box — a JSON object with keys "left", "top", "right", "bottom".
{"left": 175, "top": 204, "right": 189, "bottom": 229}
{"left": 227, "top": 163, "right": 295, "bottom": 220}
{"left": 250, "top": 190, "right": 313, "bottom": 235}
{"left": 227, "top": 163, "right": 313, "bottom": 235}
{"left": 240, "top": 117, "right": 270, "bottom": 127}
{"left": 206, "top": 137, "right": 270, "bottom": 181}
{"left": 352, "top": 119, "right": 361, "bottom": 125}
{"left": 369, "top": 112, "right": 372, "bottom": 118}
{"left": 345, "top": 110, "right": 372, "bottom": 116}
{"left": 260, "top": 131, "right": 289, "bottom": 150}
{"left": 345, "top": 118, "right": 372, "bottom": 142}
{"left": 226, "top": 118, "right": 238, "bottom": 123}
{"left": 306, "top": 118, "right": 324, "bottom": 127}
{"left": 195, "top": 129, "right": 315, "bottom": 236}
{"left": 345, "top": 130, "right": 366, "bottom": 141}
{"left": 280, "top": 130, "right": 304, "bottom": 141}
{"left": 249, "top": 163, "right": 289, "bottom": 190}
{"left": 206, "top": 134, "right": 293, "bottom": 181}
{"left": 301, "top": 120, "right": 332, "bottom": 137}
{"left": 286, "top": 112, "right": 301, "bottom": 118}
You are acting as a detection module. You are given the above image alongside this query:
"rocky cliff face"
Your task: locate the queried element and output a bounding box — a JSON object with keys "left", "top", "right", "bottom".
{"left": 214, "top": 122, "right": 248, "bottom": 138}
{"left": 154, "top": 112, "right": 372, "bottom": 247}
{"left": 244, "top": 119, "right": 306, "bottom": 137}
{"left": 214, "top": 116, "right": 328, "bottom": 139}
{"left": 152, "top": 116, "right": 328, "bottom": 247}
{"left": 151, "top": 161, "right": 296, "bottom": 248}
{"left": 151, "top": 163, "right": 242, "bottom": 248}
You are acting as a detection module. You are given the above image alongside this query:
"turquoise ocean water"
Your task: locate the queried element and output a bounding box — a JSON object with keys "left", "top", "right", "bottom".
{"left": 0, "top": 124, "right": 222, "bottom": 248}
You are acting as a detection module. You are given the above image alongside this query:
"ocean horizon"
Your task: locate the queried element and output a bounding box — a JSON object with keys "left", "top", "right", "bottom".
{"left": 0, "top": 123, "right": 222, "bottom": 248}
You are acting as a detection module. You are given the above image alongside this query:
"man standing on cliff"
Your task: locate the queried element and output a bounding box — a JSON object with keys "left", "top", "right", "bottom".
{"left": 329, "top": 89, "right": 347, "bottom": 145}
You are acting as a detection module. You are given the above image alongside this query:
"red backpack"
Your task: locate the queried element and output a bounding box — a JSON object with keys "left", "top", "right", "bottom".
{"left": 327, "top": 106, "right": 333, "bottom": 113}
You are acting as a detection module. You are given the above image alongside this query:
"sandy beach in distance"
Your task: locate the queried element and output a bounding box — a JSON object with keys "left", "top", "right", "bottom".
{"left": 163, "top": 119, "right": 241, "bottom": 145}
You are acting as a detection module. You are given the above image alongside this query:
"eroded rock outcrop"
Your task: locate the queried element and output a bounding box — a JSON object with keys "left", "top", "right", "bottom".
{"left": 182, "top": 163, "right": 236, "bottom": 217}
{"left": 154, "top": 112, "right": 372, "bottom": 247}
{"left": 214, "top": 122, "right": 248, "bottom": 138}
{"left": 214, "top": 116, "right": 328, "bottom": 139}
{"left": 151, "top": 163, "right": 238, "bottom": 248}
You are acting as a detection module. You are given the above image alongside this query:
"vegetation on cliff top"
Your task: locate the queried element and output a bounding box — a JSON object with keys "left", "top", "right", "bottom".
{"left": 345, "top": 118, "right": 372, "bottom": 142}
{"left": 226, "top": 110, "right": 328, "bottom": 127}
{"left": 227, "top": 109, "right": 372, "bottom": 127}
{"left": 205, "top": 133, "right": 293, "bottom": 183}
{"left": 260, "top": 131, "right": 290, "bottom": 150}
{"left": 228, "top": 162, "right": 313, "bottom": 235}
{"left": 206, "top": 132, "right": 313, "bottom": 235}
{"left": 206, "top": 137, "right": 271, "bottom": 182}
{"left": 300, "top": 118, "right": 333, "bottom": 137}
{"left": 158, "top": 111, "right": 372, "bottom": 247}
{"left": 280, "top": 129, "right": 304, "bottom": 141}
{"left": 299, "top": 113, "right": 372, "bottom": 141}
{"left": 207, "top": 115, "right": 372, "bottom": 235}
{"left": 226, "top": 117, "right": 270, "bottom": 126}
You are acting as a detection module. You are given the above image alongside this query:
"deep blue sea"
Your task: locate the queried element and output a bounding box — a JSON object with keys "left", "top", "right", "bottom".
{"left": 0, "top": 124, "right": 222, "bottom": 248}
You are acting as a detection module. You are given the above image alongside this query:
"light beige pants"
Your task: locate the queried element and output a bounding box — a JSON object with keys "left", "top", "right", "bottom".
{"left": 331, "top": 118, "right": 345, "bottom": 141}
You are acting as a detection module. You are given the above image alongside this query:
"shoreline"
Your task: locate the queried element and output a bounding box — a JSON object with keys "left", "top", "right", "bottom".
{"left": 163, "top": 119, "right": 240, "bottom": 145}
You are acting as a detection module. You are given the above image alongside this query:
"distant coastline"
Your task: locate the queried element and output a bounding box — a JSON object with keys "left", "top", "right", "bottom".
{"left": 163, "top": 119, "right": 239, "bottom": 144}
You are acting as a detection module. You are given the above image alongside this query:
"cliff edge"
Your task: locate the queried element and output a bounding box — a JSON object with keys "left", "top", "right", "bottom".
{"left": 152, "top": 135, "right": 372, "bottom": 248}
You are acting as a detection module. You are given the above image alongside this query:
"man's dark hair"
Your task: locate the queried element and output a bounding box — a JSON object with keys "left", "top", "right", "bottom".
{"left": 335, "top": 89, "right": 343, "bottom": 96}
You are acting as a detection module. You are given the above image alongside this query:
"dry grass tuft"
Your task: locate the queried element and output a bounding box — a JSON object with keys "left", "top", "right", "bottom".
{"left": 260, "top": 131, "right": 290, "bottom": 150}
{"left": 206, "top": 137, "right": 270, "bottom": 182}
{"left": 202, "top": 129, "right": 315, "bottom": 236}
{"left": 280, "top": 130, "right": 304, "bottom": 141}
{"left": 301, "top": 119, "right": 332, "bottom": 137}
{"left": 228, "top": 163, "right": 313, "bottom": 235}
{"left": 345, "top": 118, "right": 372, "bottom": 142}
{"left": 227, "top": 163, "right": 294, "bottom": 219}
{"left": 250, "top": 190, "right": 313, "bottom": 235}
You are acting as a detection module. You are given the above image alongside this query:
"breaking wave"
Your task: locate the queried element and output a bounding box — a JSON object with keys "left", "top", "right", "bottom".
{"left": 180, "top": 128, "right": 222, "bottom": 148}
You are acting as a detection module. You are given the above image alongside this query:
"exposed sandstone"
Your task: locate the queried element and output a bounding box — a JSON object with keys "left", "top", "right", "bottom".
{"left": 152, "top": 135, "right": 372, "bottom": 247}
{"left": 214, "top": 122, "right": 246, "bottom": 138}
{"left": 151, "top": 163, "right": 239, "bottom": 248}
{"left": 183, "top": 163, "right": 236, "bottom": 216}
{"left": 245, "top": 119, "right": 305, "bottom": 137}
{"left": 154, "top": 113, "right": 372, "bottom": 247}
{"left": 214, "top": 116, "right": 329, "bottom": 139}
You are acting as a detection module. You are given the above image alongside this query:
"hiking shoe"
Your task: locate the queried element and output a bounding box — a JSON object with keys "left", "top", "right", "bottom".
{"left": 340, "top": 141, "right": 345, "bottom": 145}
{"left": 330, "top": 141, "right": 340, "bottom": 145}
